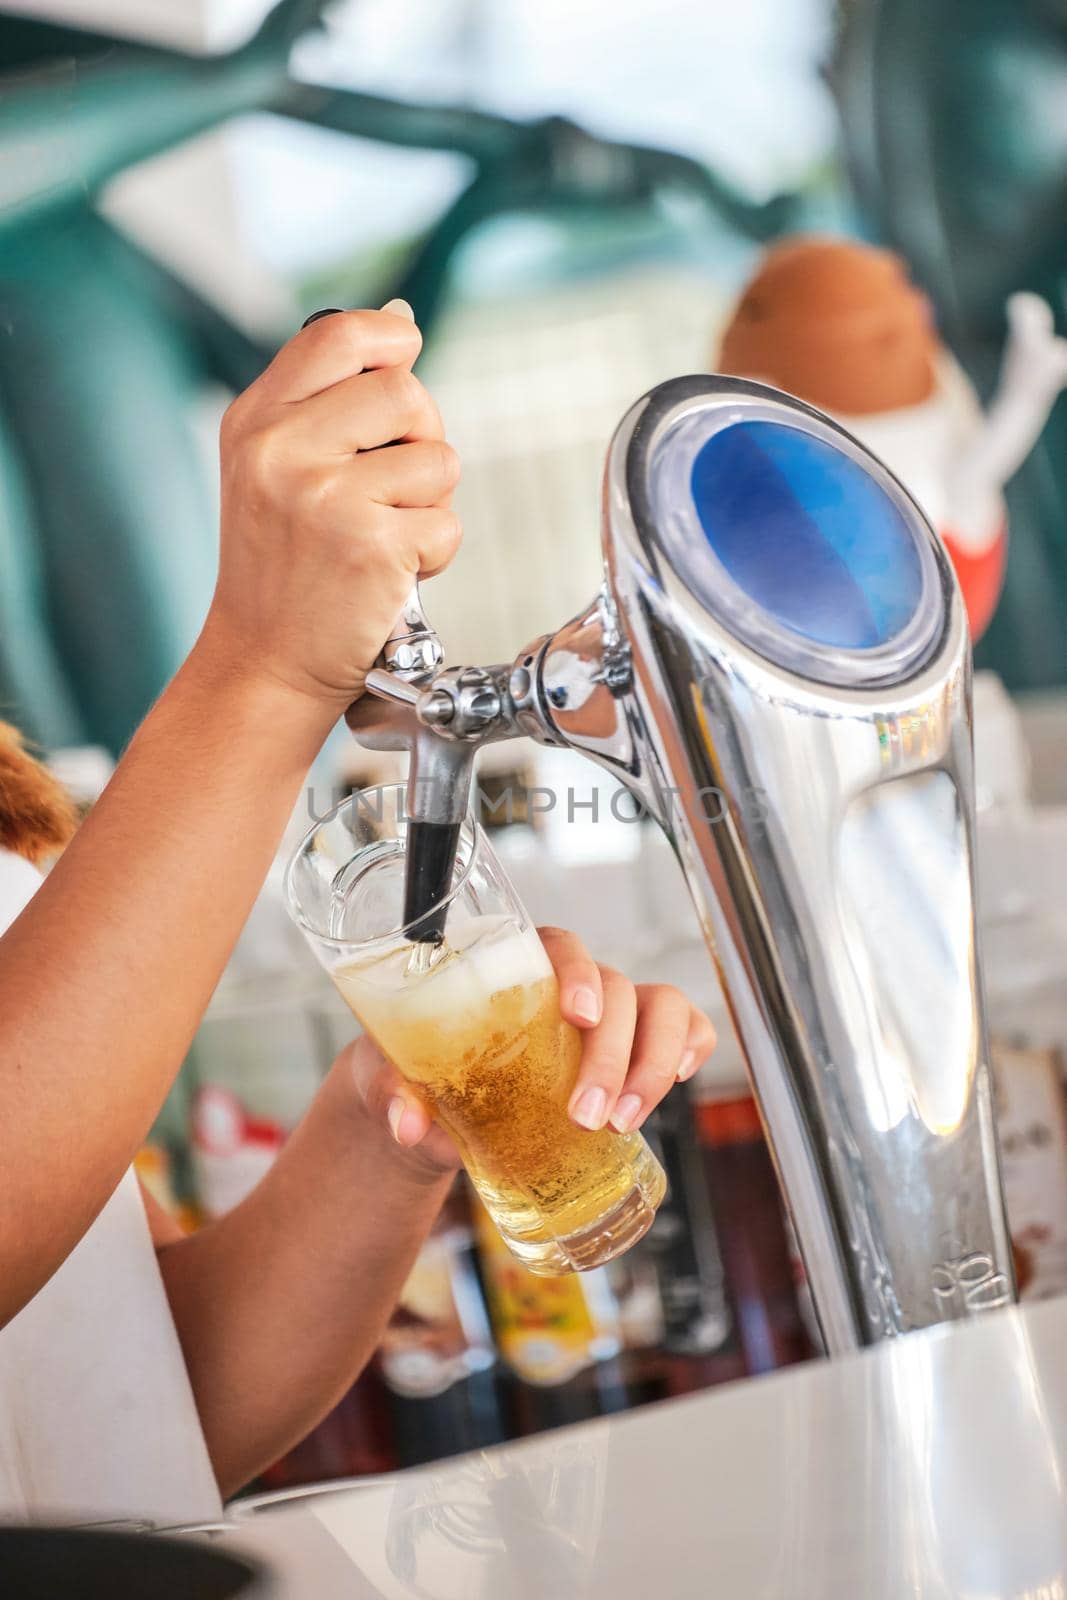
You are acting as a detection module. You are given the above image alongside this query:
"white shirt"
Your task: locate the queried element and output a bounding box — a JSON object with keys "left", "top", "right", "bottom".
{"left": 0, "top": 849, "right": 221, "bottom": 1526}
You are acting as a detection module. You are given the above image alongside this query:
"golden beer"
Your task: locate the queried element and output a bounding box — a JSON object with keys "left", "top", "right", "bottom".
{"left": 333, "top": 916, "right": 666, "bottom": 1274}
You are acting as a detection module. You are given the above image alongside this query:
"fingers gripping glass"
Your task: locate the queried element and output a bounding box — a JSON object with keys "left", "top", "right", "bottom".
{"left": 286, "top": 786, "right": 665, "bottom": 1274}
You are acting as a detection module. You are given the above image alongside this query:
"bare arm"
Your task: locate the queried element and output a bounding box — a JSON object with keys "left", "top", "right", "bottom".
{"left": 143, "top": 937, "right": 716, "bottom": 1497}
{"left": 150, "top": 1042, "right": 451, "bottom": 1499}
{"left": 0, "top": 304, "right": 461, "bottom": 1327}
{"left": 0, "top": 655, "right": 332, "bottom": 1325}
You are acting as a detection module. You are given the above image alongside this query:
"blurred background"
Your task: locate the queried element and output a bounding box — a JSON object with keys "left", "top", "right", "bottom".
{"left": 3, "top": 0, "right": 1067, "bottom": 1494}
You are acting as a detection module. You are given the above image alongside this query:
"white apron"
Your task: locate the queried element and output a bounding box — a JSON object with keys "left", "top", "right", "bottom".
{"left": 0, "top": 849, "right": 221, "bottom": 1526}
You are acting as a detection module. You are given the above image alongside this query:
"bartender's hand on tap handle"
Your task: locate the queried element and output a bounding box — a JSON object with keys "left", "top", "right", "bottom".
{"left": 0, "top": 292, "right": 715, "bottom": 1504}
{"left": 345, "top": 926, "right": 718, "bottom": 1177}
{"left": 201, "top": 299, "right": 461, "bottom": 715}
{"left": 204, "top": 307, "right": 718, "bottom": 1150}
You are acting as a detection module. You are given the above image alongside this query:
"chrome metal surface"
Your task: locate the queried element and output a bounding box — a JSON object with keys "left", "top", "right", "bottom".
{"left": 201, "top": 1297, "right": 1067, "bottom": 1600}
{"left": 348, "top": 662, "right": 522, "bottom": 826}
{"left": 345, "top": 695, "right": 472, "bottom": 828}
{"left": 353, "top": 374, "right": 1015, "bottom": 1352}
{"left": 412, "top": 666, "right": 503, "bottom": 739}
{"left": 569, "top": 376, "right": 1014, "bottom": 1349}
{"left": 379, "top": 583, "right": 445, "bottom": 681}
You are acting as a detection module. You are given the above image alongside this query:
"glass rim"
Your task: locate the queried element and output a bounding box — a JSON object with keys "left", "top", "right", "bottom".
{"left": 283, "top": 782, "right": 483, "bottom": 954}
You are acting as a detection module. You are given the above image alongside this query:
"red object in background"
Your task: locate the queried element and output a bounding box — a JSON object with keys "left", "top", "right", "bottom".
{"left": 694, "top": 1095, "right": 815, "bottom": 1376}
{"left": 189, "top": 1084, "right": 286, "bottom": 1221}
{"left": 943, "top": 520, "right": 1008, "bottom": 643}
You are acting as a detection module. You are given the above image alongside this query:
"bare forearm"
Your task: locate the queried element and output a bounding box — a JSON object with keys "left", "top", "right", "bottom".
{"left": 0, "top": 303, "right": 457, "bottom": 1326}
{"left": 157, "top": 1068, "right": 449, "bottom": 1496}
{"left": 0, "top": 639, "right": 334, "bottom": 1323}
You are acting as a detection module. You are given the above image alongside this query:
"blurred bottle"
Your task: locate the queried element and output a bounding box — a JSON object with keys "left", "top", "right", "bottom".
{"left": 990, "top": 1037, "right": 1067, "bottom": 1300}
{"left": 969, "top": 673, "right": 1067, "bottom": 1301}
{"left": 133, "top": 1140, "right": 200, "bottom": 1234}
{"left": 622, "top": 840, "right": 808, "bottom": 1383}
{"left": 979, "top": 831, "right": 1067, "bottom": 1300}
{"left": 467, "top": 1183, "right": 665, "bottom": 1440}
{"left": 381, "top": 1182, "right": 509, "bottom": 1470}
{"left": 607, "top": 1247, "right": 666, "bottom": 1354}
{"left": 187, "top": 953, "right": 342, "bottom": 1216}
{"left": 471, "top": 1189, "right": 622, "bottom": 1387}
{"left": 693, "top": 1091, "right": 813, "bottom": 1375}
{"left": 641, "top": 1080, "right": 732, "bottom": 1358}
{"left": 387, "top": 1366, "right": 513, "bottom": 1471}
{"left": 505, "top": 1350, "right": 658, "bottom": 1440}
{"left": 189, "top": 1080, "right": 289, "bottom": 1222}
{"left": 379, "top": 1184, "right": 495, "bottom": 1401}
{"left": 264, "top": 1182, "right": 504, "bottom": 1485}
{"left": 603, "top": 1105, "right": 746, "bottom": 1405}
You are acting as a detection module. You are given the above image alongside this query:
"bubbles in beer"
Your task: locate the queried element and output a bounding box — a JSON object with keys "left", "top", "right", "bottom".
{"left": 332, "top": 917, "right": 665, "bottom": 1273}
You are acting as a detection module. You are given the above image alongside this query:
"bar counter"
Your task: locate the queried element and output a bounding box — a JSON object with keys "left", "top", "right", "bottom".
{"left": 200, "top": 1293, "right": 1067, "bottom": 1597}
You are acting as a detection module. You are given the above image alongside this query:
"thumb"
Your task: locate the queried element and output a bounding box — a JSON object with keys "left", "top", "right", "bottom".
{"left": 379, "top": 298, "right": 423, "bottom": 387}
{"left": 386, "top": 1089, "right": 434, "bottom": 1149}
{"left": 344, "top": 1034, "right": 433, "bottom": 1148}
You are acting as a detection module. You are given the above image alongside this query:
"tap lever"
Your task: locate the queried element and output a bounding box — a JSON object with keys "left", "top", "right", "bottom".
{"left": 380, "top": 584, "right": 445, "bottom": 681}
{"left": 361, "top": 662, "right": 516, "bottom": 744}
{"left": 417, "top": 666, "right": 504, "bottom": 739}
{"left": 362, "top": 667, "right": 421, "bottom": 707}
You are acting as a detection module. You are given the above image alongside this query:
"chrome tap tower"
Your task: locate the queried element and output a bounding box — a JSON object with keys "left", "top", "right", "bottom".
{"left": 349, "top": 374, "right": 1016, "bottom": 1354}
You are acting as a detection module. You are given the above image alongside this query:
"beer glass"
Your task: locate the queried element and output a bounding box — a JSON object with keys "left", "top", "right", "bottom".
{"left": 285, "top": 786, "right": 666, "bottom": 1274}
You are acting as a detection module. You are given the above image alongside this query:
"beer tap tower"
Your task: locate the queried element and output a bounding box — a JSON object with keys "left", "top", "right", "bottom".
{"left": 347, "top": 373, "right": 1016, "bottom": 1355}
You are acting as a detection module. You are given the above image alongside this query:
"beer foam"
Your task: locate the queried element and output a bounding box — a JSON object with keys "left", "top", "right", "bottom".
{"left": 332, "top": 915, "right": 552, "bottom": 1039}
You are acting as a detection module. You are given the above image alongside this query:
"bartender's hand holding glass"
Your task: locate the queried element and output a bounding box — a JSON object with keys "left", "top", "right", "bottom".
{"left": 346, "top": 928, "right": 716, "bottom": 1173}
{"left": 201, "top": 298, "right": 462, "bottom": 711}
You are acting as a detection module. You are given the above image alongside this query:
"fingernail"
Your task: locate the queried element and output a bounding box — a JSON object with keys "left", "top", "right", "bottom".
{"left": 381, "top": 297, "right": 416, "bottom": 320}
{"left": 570, "top": 986, "right": 601, "bottom": 1025}
{"left": 678, "top": 1049, "right": 699, "bottom": 1081}
{"left": 611, "top": 1093, "right": 643, "bottom": 1133}
{"left": 571, "top": 1086, "right": 607, "bottom": 1130}
{"left": 387, "top": 1096, "right": 408, "bottom": 1143}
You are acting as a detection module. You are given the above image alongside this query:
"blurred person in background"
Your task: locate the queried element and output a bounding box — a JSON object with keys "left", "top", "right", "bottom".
{"left": 0, "top": 304, "right": 713, "bottom": 1521}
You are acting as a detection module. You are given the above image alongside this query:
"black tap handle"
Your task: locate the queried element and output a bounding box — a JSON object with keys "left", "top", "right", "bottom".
{"left": 301, "top": 307, "right": 345, "bottom": 327}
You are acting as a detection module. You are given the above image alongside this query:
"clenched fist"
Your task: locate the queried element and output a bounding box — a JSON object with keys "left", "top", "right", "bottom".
{"left": 201, "top": 301, "right": 461, "bottom": 712}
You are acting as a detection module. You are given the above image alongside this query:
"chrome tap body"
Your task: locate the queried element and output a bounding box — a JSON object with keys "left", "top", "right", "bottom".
{"left": 348, "top": 375, "right": 1016, "bottom": 1353}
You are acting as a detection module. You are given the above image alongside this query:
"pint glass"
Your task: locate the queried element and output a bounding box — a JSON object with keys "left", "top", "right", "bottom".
{"left": 286, "top": 786, "right": 666, "bottom": 1274}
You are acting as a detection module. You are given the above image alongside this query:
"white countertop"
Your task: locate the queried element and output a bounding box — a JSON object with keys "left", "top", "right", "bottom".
{"left": 200, "top": 1294, "right": 1067, "bottom": 1598}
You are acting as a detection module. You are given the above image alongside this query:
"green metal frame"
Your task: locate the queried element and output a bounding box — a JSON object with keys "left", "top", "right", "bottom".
{"left": 0, "top": 0, "right": 797, "bottom": 751}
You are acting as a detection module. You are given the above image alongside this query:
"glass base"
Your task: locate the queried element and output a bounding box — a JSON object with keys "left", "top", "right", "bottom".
{"left": 500, "top": 1157, "right": 668, "bottom": 1277}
